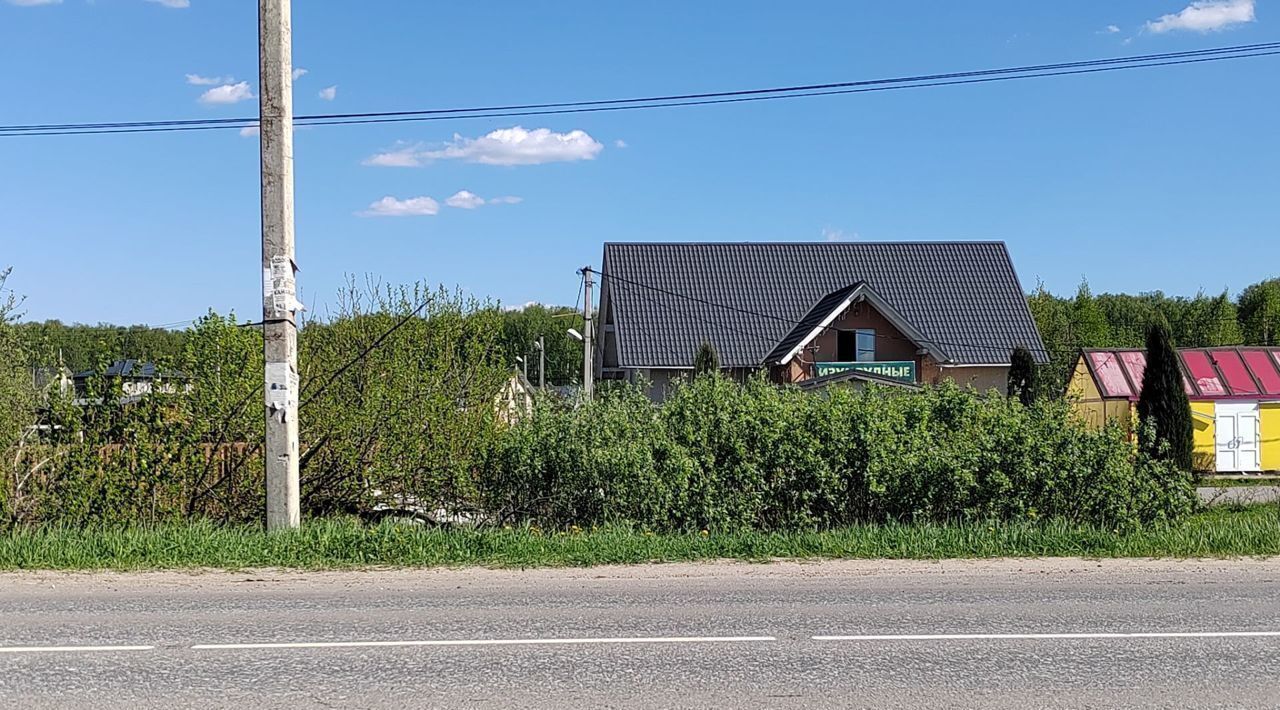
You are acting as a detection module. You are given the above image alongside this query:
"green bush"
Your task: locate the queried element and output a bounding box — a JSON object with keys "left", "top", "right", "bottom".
{"left": 8, "top": 283, "right": 510, "bottom": 528}
{"left": 7, "top": 281, "right": 1196, "bottom": 533}
{"left": 481, "top": 376, "right": 1197, "bottom": 532}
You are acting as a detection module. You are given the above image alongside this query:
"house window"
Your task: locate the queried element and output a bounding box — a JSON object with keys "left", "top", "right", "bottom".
{"left": 856, "top": 329, "right": 876, "bottom": 362}
{"left": 837, "top": 329, "right": 877, "bottom": 362}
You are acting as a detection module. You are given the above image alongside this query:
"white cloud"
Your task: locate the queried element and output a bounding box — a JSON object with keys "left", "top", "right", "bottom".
{"left": 444, "top": 190, "right": 523, "bottom": 209}
{"left": 292, "top": 68, "right": 308, "bottom": 80}
{"left": 444, "top": 190, "right": 486, "bottom": 210}
{"left": 146, "top": 0, "right": 190, "bottom": 7}
{"left": 365, "top": 126, "right": 603, "bottom": 167}
{"left": 186, "top": 73, "right": 232, "bottom": 86}
{"left": 359, "top": 196, "right": 440, "bottom": 217}
{"left": 199, "top": 81, "right": 254, "bottom": 105}
{"left": 1102, "top": 24, "right": 1121, "bottom": 34}
{"left": 6, "top": 0, "right": 62, "bottom": 6}
{"left": 1146, "top": 0, "right": 1254, "bottom": 33}
{"left": 431, "top": 127, "right": 603, "bottom": 165}
{"left": 363, "top": 143, "right": 423, "bottom": 167}
{"left": 821, "top": 227, "right": 859, "bottom": 242}
{"left": 614, "top": 139, "right": 628, "bottom": 148}
{"left": 318, "top": 85, "right": 337, "bottom": 101}
{"left": 239, "top": 126, "right": 259, "bottom": 138}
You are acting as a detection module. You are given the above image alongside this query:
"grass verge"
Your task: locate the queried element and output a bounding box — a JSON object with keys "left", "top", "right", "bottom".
{"left": 1, "top": 505, "right": 1276, "bottom": 572}
{"left": 1196, "top": 476, "right": 1280, "bottom": 488}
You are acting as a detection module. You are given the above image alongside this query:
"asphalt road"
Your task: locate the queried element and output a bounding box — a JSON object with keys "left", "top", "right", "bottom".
{"left": 1198, "top": 485, "right": 1280, "bottom": 505}
{"left": 3, "top": 558, "right": 1280, "bottom": 709}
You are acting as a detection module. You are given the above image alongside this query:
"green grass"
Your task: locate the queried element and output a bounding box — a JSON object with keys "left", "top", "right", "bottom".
{"left": 1197, "top": 476, "right": 1280, "bottom": 488}
{"left": 1, "top": 506, "right": 1277, "bottom": 571}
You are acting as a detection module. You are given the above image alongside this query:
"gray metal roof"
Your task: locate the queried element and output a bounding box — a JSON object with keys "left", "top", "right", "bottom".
{"left": 599, "top": 241, "right": 1045, "bottom": 369}
{"left": 72, "top": 359, "right": 178, "bottom": 380}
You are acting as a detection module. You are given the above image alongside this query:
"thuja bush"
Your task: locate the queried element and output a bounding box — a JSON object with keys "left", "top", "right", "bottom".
{"left": 480, "top": 375, "right": 1197, "bottom": 532}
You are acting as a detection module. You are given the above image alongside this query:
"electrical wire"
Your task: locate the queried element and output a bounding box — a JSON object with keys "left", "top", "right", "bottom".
{"left": 0, "top": 42, "right": 1263, "bottom": 132}
{"left": 12, "top": 41, "right": 1280, "bottom": 133}
{"left": 608, "top": 275, "right": 786, "bottom": 353}
{"left": 298, "top": 299, "right": 432, "bottom": 409}
{"left": 3, "top": 43, "right": 1277, "bottom": 137}
{"left": 572, "top": 272, "right": 584, "bottom": 319}
{"left": 604, "top": 268, "right": 1251, "bottom": 366}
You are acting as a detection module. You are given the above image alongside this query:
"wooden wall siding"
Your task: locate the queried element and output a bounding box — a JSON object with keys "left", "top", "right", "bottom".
{"left": 807, "top": 300, "right": 920, "bottom": 365}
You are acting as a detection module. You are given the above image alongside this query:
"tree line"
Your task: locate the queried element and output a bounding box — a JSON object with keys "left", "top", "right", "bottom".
{"left": 14, "top": 277, "right": 1280, "bottom": 395}
{"left": 17, "top": 302, "right": 587, "bottom": 387}
{"left": 1028, "top": 277, "right": 1280, "bottom": 391}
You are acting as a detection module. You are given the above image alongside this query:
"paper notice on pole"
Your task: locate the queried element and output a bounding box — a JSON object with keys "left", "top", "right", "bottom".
{"left": 265, "top": 363, "right": 298, "bottom": 412}
{"left": 268, "top": 255, "right": 297, "bottom": 317}
{"left": 271, "top": 254, "right": 293, "bottom": 281}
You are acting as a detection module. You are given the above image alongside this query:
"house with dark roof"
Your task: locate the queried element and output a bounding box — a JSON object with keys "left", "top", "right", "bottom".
{"left": 72, "top": 359, "right": 186, "bottom": 405}
{"left": 595, "top": 241, "right": 1045, "bottom": 399}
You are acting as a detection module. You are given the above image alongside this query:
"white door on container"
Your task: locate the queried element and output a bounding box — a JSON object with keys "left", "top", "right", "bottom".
{"left": 1215, "top": 402, "right": 1261, "bottom": 472}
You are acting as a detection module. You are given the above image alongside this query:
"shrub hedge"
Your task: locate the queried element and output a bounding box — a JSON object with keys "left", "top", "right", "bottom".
{"left": 6, "top": 342, "right": 1196, "bottom": 531}
{"left": 480, "top": 375, "right": 1197, "bottom": 531}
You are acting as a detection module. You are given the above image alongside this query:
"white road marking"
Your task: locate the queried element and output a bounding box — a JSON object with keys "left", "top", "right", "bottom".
{"left": 192, "top": 635, "right": 776, "bottom": 650}
{"left": 0, "top": 645, "right": 155, "bottom": 654}
{"left": 813, "top": 631, "right": 1280, "bottom": 641}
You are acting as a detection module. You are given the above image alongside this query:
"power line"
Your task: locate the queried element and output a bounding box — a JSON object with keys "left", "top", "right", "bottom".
{"left": 298, "top": 298, "right": 432, "bottom": 409}
{"left": 608, "top": 275, "right": 786, "bottom": 353}
{"left": 6, "top": 41, "right": 1273, "bottom": 133}
{"left": 3, "top": 43, "right": 1277, "bottom": 137}
{"left": 572, "top": 272, "right": 584, "bottom": 319}
{"left": 611, "top": 269, "right": 1253, "bottom": 366}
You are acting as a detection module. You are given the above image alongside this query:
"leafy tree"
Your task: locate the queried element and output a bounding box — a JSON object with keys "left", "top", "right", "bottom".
{"left": 297, "top": 281, "right": 509, "bottom": 518}
{"left": 1189, "top": 291, "right": 1243, "bottom": 347}
{"left": 1239, "top": 278, "right": 1280, "bottom": 346}
{"left": 17, "top": 320, "right": 187, "bottom": 372}
{"left": 1096, "top": 293, "right": 1158, "bottom": 347}
{"left": 1026, "top": 282, "right": 1074, "bottom": 393}
{"left": 693, "top": 341, "right": 720, "bottom": 377}
{"left": 1137, "top": 318, "right": 1193, "bottom": 471}
{"left": 0, "top": 269, "right": 37, "bottom": 489}
{"left": 1007, "top": 345, "right": 1037, "bottom": 406}
{"left": 1070, "top": 280, "right": 1111, "bottom": 349}
{"left": 497, "top": 304, "right": 584, "bottom": 387}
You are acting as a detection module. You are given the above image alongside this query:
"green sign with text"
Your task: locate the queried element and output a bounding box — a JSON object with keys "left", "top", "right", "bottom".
{"left": 814, "top": 360, "right": 916, "bottom": 383}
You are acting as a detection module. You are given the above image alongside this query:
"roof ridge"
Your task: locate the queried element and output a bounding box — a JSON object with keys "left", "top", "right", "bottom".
{"left": 603, "top": 240, "right": 1008, "bottom": 246}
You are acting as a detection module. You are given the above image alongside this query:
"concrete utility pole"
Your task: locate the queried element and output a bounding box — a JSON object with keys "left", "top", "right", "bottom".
{"left": 259, "top": 0, "right": 300, "bottom": 531}
{"left": 537, "top": 336, "right": 546, "bottom": 390}
{"left": 582, "top": 267, "right": 594, "bottom": 399}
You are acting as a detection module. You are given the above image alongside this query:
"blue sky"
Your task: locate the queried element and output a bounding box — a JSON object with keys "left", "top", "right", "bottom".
{"left": 1, "top": 0, "right": 1276, "bottom": 325}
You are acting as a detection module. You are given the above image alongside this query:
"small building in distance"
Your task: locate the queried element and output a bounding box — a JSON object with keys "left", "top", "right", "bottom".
{"left": 1068, "top": 347, "right": 1280, "bottom": 473}
{"left": 71, "top": 359, "right": 185, "bottom": 405}
{"left": 496, "top": 369, "right": 537, "bottom": 424}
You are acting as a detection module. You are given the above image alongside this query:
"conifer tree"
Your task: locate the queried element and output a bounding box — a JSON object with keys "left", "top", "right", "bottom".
{"left": 1007, "top": 345, "right": 1038, "bottom": 407}
{"left": 693, "top": 341, "right": 720, "bottom": 377}
{"left": 1137, "top": 318, "right": 1193, "bottom": 470}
